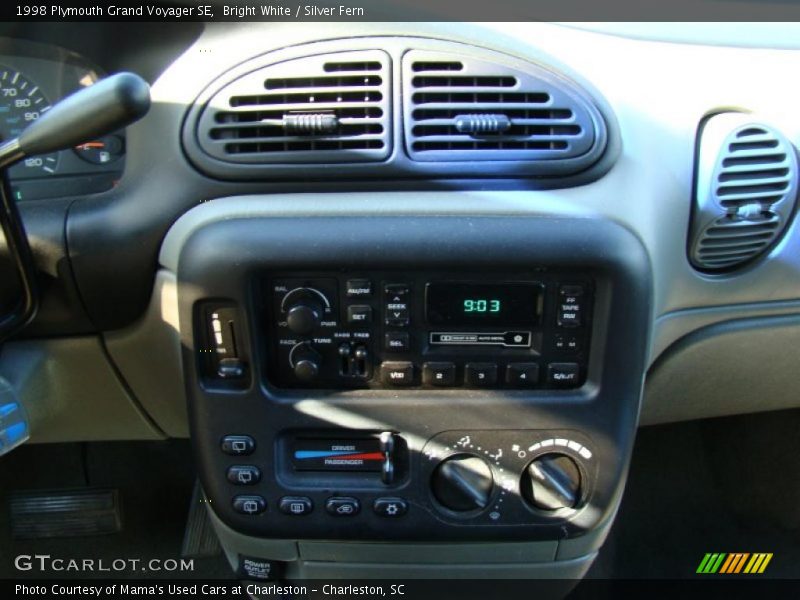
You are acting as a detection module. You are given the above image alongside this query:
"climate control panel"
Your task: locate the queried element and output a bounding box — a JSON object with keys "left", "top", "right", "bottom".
{"left": 265, "top": 271, "right": 593, "bottom": 390}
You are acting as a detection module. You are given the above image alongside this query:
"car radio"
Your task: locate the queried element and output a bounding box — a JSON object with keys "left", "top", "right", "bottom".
{"left": 263, "top": 271, "right": 593, "bottom": 389}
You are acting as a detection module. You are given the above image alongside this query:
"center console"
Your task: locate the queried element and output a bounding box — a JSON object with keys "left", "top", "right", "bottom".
{"left": 170, "top": 208, "right": 651, "bottom": 577}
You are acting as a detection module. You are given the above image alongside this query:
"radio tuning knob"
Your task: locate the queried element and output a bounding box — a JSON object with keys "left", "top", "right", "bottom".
{"left": 290, "top": 342, "right": 322, "bottom": 382}
{"left": 431, "top": 454, "right": 494, "bottom": 512}
{"left": 283, "top": 288, "right": 329, "bottom": 335}
{"left": 521, "top": 453, "right": 582, "bottom": 511}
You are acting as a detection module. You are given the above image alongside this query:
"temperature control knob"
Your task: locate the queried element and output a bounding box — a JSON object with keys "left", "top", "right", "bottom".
{"left": 521, "top": 453, "right": 582, "bottom": 511}
{"left": 431, "top": 454, "right": 494, "bottom": 512}
{"left": 289, "top": 343, "right": 322, "bottom": 382}
{"left": 282, "top": 287, "right": 330, "bottom": 336}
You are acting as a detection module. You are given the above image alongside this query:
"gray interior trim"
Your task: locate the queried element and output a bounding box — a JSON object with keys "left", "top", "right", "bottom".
{"left": 0, "top": 337, "right": 163, "bottom": 443}
{"left": 104, "top": 270, "right": 189, "bottom": 438}
{"left": 207, "top": 500, "right": 597, "bottom": 579}
{"left": 643, "top": 314, "right": 800, "bottom": 425}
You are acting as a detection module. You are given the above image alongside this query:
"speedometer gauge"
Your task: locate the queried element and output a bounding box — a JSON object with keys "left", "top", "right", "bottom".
{"left": 0, "top": 66, "right": 59, "bottom": 178}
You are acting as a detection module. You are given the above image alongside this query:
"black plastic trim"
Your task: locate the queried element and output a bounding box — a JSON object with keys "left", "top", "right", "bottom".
{"left": 176, "top": 215, "right": 652, "bottom": 542}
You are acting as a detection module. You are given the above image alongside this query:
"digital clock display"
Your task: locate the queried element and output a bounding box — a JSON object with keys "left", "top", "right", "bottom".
{"left": 426, "top": 282, "right": 542, "bottom": 326}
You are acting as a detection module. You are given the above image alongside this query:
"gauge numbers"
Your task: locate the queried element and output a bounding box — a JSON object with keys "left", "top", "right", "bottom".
{"left": 0, "top": 66, "right": 59, "bottom": 178}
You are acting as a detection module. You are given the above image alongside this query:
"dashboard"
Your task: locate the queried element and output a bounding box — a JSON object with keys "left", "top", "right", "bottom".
{"left": 1, "top": 19, "right": 799, "bottom": 582}
{"left": 0, "top": 38, "right": 125, "bottom": 201}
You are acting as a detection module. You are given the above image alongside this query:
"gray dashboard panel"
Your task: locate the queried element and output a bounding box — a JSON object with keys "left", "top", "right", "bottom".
{"left": 0, "top": 337, "right": 163, "bottom": 443}
{"left": 8, "top": 21, "right": 800, "bottom": 441}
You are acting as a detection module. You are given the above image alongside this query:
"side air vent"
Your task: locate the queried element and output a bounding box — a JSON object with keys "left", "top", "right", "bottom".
{"left": 689, "top": 113, "right": 799, "bottom": 272}
{"left": 403, "top": 50, "right": 605, "bottom": 167}
{"left": 195, "top": 50, "right": 391, "bottom": 164}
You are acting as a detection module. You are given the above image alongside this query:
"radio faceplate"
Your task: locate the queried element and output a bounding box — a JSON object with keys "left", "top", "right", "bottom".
{"left": 265, "top": 271, "right": 593, "bottom": 389}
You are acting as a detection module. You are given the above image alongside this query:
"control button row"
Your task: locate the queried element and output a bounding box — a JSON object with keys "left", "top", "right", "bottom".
{"left": 233, "top": 495, "right": 407, "bottom": 518}
{"left": 380, "top": 362, "right": 581, "bottom": 387}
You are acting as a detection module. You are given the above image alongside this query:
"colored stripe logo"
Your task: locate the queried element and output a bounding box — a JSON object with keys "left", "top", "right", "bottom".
{"left": 697, "top": 553, "right": 772, "bottom": 574}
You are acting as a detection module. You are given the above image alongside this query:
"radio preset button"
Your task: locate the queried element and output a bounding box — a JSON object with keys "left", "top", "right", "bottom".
{"left": 384, "top": 332, "right": 410, "bottom": 352}
{"left": 346, "top": 279, "right": 373, "bottom": 298}
{"left": 423, "top": 362, "right": 456, "bottom": 386}
{"left": 347, "top": 305, "right": 372, "bottom": 325}
{"left": 381, "top": 361, "right": 415, "bottom": 386}
{"left": 547, "top": 362, "right": 580, "bottom": 387}
{"left": 465, "top": 363, "right": 498, "bottom": 386}
{"left": 506, "top": 363, "right": 540, "bottom": 386}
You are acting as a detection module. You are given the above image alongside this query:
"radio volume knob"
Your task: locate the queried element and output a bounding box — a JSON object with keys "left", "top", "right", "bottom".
{"left": 285, "top": 292, "right": 327, "bottom": 335}
{"left": 287, "top": 302, "right": 321, "bottom": 335}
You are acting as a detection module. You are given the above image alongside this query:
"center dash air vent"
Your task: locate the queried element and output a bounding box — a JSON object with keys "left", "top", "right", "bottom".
{"left": 195, "top": 50, "right": 391, "bottom": 164}
{"left": 689, "top": 113, "right": 798, "bottom": 272}
{"left": 403, "top": 50, "right": 606, "bottom": 168}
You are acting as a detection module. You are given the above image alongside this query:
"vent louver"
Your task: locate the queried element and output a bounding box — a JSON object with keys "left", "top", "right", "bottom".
{"left": 690, "top": 113, "right": 799, "bottom": 272}
{"left": 403, "top": 50, "right": 604, "bottom": 164}
{"left": 195, "top": 50, "right": 391, "bottom": 164}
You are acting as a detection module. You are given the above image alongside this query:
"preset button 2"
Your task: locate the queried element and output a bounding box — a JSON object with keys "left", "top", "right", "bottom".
{"left": 423, "top": 362, "right": 456, "bottom": 386}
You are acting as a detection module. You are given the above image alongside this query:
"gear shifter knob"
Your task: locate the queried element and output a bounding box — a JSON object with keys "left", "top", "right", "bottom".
{"left": 16, "top": 72, "right": 150, "bottom": 157}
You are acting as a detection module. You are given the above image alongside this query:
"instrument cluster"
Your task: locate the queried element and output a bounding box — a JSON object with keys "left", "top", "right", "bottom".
{"left": 0, "top": 38, "right": 125, "bottom": 202}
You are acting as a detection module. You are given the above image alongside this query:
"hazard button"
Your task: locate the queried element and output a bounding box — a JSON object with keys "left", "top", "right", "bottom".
{"left": 506, "top": 363, "right": 539, "bottom": 387}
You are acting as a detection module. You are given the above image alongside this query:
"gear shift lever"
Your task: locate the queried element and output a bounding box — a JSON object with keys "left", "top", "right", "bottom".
{"left": 0, "top": 72, "right": 150, "bottom": 341}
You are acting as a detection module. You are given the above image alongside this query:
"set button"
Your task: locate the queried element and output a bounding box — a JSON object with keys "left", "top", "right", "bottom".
{"left": 347, "top": 305, "right": 372, "bottom": 325}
